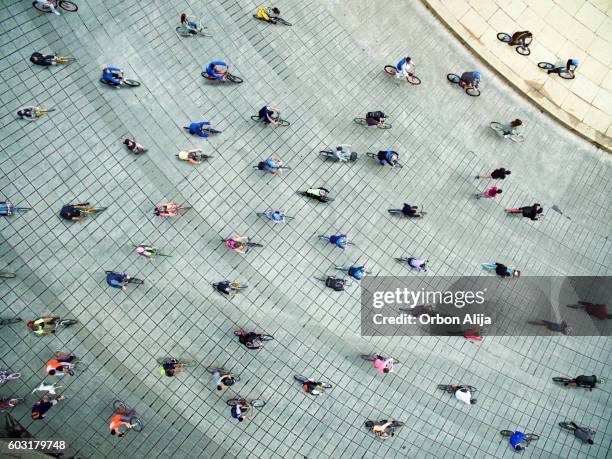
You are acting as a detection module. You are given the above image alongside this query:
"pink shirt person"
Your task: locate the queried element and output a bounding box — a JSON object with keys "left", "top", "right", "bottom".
{"left": 478, "top": 186, "right": 502, "bottom": 199}
{"left": 374, "top": 357, "right": 394, "bottom": 374}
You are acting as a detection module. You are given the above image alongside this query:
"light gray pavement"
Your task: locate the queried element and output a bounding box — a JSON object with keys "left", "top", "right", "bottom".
{"left": 0, "top": 0, "right": 610, "bottom": 458}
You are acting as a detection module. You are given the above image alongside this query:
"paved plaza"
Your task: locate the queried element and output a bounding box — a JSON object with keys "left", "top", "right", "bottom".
{"left": 1, "top": 0, "right": 611, "bottom": 458}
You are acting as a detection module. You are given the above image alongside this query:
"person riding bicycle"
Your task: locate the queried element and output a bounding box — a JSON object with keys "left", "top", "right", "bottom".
{"left": 451, "top": 385, "right": 477, "bottom": 405}
{"left": 508, "top": 30, "right": 532, "bottom": 46}
{"left": 509, "top": 431, "right": 528, "bottom": 451}
{"left": 188, "top": 121, "right": 212, "bottom": 138}
{"left": 324, "top": 276, "right": 346, "bottom": 292}
{"left": 302, "top": 378, "right": 323, "bottom": 395}
{"left": 224, "top": 235, "right": 248, "bottom": 254}
{"left": 180, "top": 13, "right": 199, "bottom": 34}
{"left": 159, "top": 358, "right": 184, "bottom": 377}
{"left": 567, "top": 422, "right": 595, "bottom": 444}
{"left": 46, "top": 352, "right": 77, "bottom": 376}
{"left": 59, "top": 202, "right": 92, "bottom": 221}
{"left": 106, "top": 271, "right": 129, "bottom": 291}
{"left": 135, "top": 245, "right": 159, "bottom": 260}
{"left": 255, "top": 6, "right": 281, "bottom": 23}
{"left": 16, "top": 106, "right": 41, "bottom": 120}
{"left": 304, "top": 187, "right": 331, "bottom": 202}
{"left": 154, "top": 202, "right": 179, "bottom": 217}
{"left": 332, "top": 144, "right": 353, "bottom": 161}
{"left": 27, "top": 316, "right": 59, "bottom": 335}
{"left": 548, "top": 58, "right": 579, "bottom": 75}
{"left": 568, "top": 375, "right": 602, "bottom": 391}
{"left": 376, "top": 150, "right": 399, "bottom": 167}
{"left": 230, "top": 400, "right": 250, "bottom": 422}
{"left": 486, "top": 262, "right": 520, "bottom": 278}
{"left": 30, "top": 52, "right": 59, "bottom": 66}
{"left": 213, "top": 370, "right": 236, "bottom": 391}
{"left": 327, "top": 234, "right": 348, "bottom": 250}
{"left": 32, "top": 395, "right": 64, "bottom": 420}
{"left": 460, "top": 71, "right": 481, "bottom": 89}
{"left": 215, "top": 281, "right": 233, "bottom": 296}
{"left": 502, "top": 119, "right": 522, "bottom": 137}
{"left": 401, "top": 203, "right": 422, "bottom": 217}
{"left": 347, "top": 265, "right": 366, "bottom": 281}
{"left": 205, "top": 61, "right": 227, "bottom": 80}
{"left": 257, "top": 106, "right": 280, "bottom": 125}
{"left": 109, "top": 408, "right": 132, "bottom": 436}
{"left": 257, "top": 155, "right": 284, "bottom": 175}
{"left": 395, "top": 56, "right": 416, "bottom": 79}
{"left": 102, "top": 67, "right": 124, "bottom": 86}
{"left": 408, "top": 257, "right": 427, "bottom": 272}
{"left": 374, "top": 355, "right": 394, "bottom": 374}
{"left": 123, "top": 138, "right": 145, "bottom": 153}
{"left": 365, "top": 111, "right": 386, "bottom": 127}
{"left": 36, "top": 0, "right": 61, "bottom": 15}
{"left": 0, "top": 201, "right": 16, "bottom": 216}
{"left": 371, "top": 420, "right": 395, "bottom": 439}
{"left": 238, "top": 331, "right": 263, "bottom": 349}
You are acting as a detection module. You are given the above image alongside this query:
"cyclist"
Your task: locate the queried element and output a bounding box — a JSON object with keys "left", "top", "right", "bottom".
{"left": 460, "top": 71, "right": 481, "bottom": 90}
{"left": 509, "top": 431, "right": 528, "bottom": 451}
{"left": 224, "top": 235, "right": 249, "bottom": 255}
{"left": 177, "top": 148, "right": 204, "bottom": 165}
{"left": 205, "top": 61, "right": 227, "bottom": 80}
{"left": 0, "top": 369, "right": 14, "bottom": 384}
{"left": 159, "top": 358, "right": 185, "bottom": 377}
{"left": 567, "top": 375, "right": 602, "bottom": 391}
{"left": 508, "top": 30, "right": 532, "bottom": 46}
{"left": 365, "top": 111, "right": 386, "bottom": 127}
{"left": 30, "top": 52, "right": 59, "bottom": 66}
{"left": 332, "top": 144, "right": 353, "bottom": 161}
{"left": 238, "top": 331, "right": 264, "bottom": 350}
{"left": 257, "top": 106, "right": 280, "bottom": 125}
{"left": 326, "top": 234, "right": 348, "bottom": 250}
{"left": 230, "top": 400, "right": 250, "bottom": 422}
{"left": 482, "top": 262, "right": 520, "bottom": 278}
{"left": 401, "top": 203, "right": 423, "bottom": 218}
{"left": 549, "top": 58, "right": 579, "bottom": 76}
{"left": 257, "top": 155, "right": 284, "bottom": 175}
{"left": 135, "top": 245, "right": 159, "bottom": 261}
{"left": 566, "top": 422, "right": 595, "bottom": 444}
{"left": 27, "top": 316, "right": 59, "bottom": 335}
{"left": 187, "top": 121, "right": 212, "bottom": 138}
{"left": 213, "top": 370, "right": 236, "bottom": 391}
{"left": 505, "top": 203, "right": 543, "bottom": 220}
{"left": 59, "top": 202, "right": 93, "bottom": 221}
{"left": 180, "top": 13, "right": 199, "bottom": 34}
{"left": 255, "top": 6, "right": 281, "bottom": 23}
{"left": 123, "top": 138, "right": 145, "bottom": 154}
{"left": 302, "top": 378, "right": 323, "bottom": 395}
{"left": 451, "top": 385, "right": 477, "bottom": 405}
{"left": 371, "top": 420, "right": 395, "bottom": 439}
{"left": 36, "top": 0, "right": 60, "bottom": 15}
{"left": 16, "top": 106, "right": 42, "bottom": 120}
{"left": 31, "top": 395, "right": 64, "bottom": 420}
{"left": 407, "top": 257, "right": 427, "bottom": 272}
{"left": 105, "top": 271, "right": 130, "bottom": 291}
{"left": 395, "top": 56, "right": 416, "bottom": 80}
{"left": 102, "top": 67, "right": 124, "bottom": 87}
{"left": 502, "top": 119, "right": 522, "bottom": 137}
{"left": 304, "top": 187, "right": 331, "bottom": 202}
{"left": 154, "top": 202, "right": 179, "bottom": 217}
{"left": 324, "top": 276, "right": 346, "bottom": 292}
{"left": 346, "top": 265, "right": 366, "bottom": 281}
{"left": 376, "top": 150, "right": 399, "bottom": 167}
{"left": 109, "top": 407, "right": 132, "bottom": 436}
{"left": 214, "top": 281, "right": 236, "bottom": 297}
{"left": 0, "top": 201, "right": 15, "bottom": 216}
{"left": 46, "top": 352, "right": 77, "bottom": 376}
{"left": 263, "top": 209, "right": 287, "bottom": 223}
{"left": 374, "top": 355, "right": 394, "bottom": 374}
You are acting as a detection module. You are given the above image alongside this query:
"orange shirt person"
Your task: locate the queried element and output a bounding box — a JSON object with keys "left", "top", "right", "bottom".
{"left": 109, "top": 412, "right": 132, "bottom": 437}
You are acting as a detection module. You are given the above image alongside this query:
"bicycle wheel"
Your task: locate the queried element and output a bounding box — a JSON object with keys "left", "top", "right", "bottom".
{"left": 247, "top": 242, "right": 263, "bottom": 248}
{"left": 277, "top": 119, "right": 290, "bottom": 126}
{"left": 0, "top": 272, "right": 16, "bottom": 279}
{"left": 447, "top": 73, "right": 460, "bottom": 84}
{"left": 407, "top": 74, "right": 421, "bottom": 85}
{"left": 509, "top": 134, "right": 525, "bottom": 143}
{"left": 12, "top": 208, "right": 31, "bottom": 213}
{"left": 59, "top": 319, "right": 78, "bottom": 327}
{"left": 559, "top": 71, "right": 575, "bottom": 80}
{"left": 384, "top": 65, "right": 397, "bottom": 76}
{"left": 203, "top": 127, "right": 222, "bottom": 134}
{"left": 8, "top": 398, "right": 24, "bottom": 407}
{"left": 466, "top": 87, "right": 480, "bottom": 97}
{"left": 538, "top": 62, "right": 554, "bottom": 70}
{"left": 390, "top": 421, "right": 405, "bottom": 428}
{"left": 516, "top": 45, "right": 530, "bottom": 56}
{"left": 490, "top": 122, "right": 506, "bottom": 135}
{"left": 496, "top": 32, "right": 511, "bottom": 43}
{"left": 366, "top": 152, "right": 376, "bottom": 159}
{"left": 552, "top": 377, "right": 571, "bottom": 383}
{"left": 387, "top": 209, "right": 402, "bottom": 215}
{"left": 227, "top": 74, "right": 243, "bottom": 84}
{"left": 175, "top": 26, "right": 191, "bottom": 37}
{"left": 259, "top": 334, "right": 274, "bottom": 341}
{"left": 378, "top": 123, "right": 392, "bottom": 129}
{"left": 558, "top": 422, "right": 575, "bottom": 431}
{"left": 437, "top": 384, "right": 453, "bottom": 392}
{"left": 565, "top": 304, "right": 584, "bottom": 310}
{"left": 59, "top": 0, "right": 78, "bottom": 12}
{"left": 500, "top": 430, "right": 514, "bottom": 437}
{"left": 279, "top": 166, "right": 292, "bottom": 170}
{"left": 320, "top": 382, "right": 332, "bottom": 389}
{"left": 5, "top": 372, "right": 21, "bottom": 381}
{"left": 113, "top": 400, "right": 128, "bottom": 412}
{"left": 275, "top": 17, "right": 292, "bottom": 26}
{"left": 251, "top": 399, "right": 266, "bottom": 408}
{"left": 226, "top": 398, "right": 242, "bottom": 406}
{"left": 127, "top": 278, "right": 144, "bottom": 285}
{"left": 525, "top": 434, "right": 539, "bottom": 441}
{"left": 365, "top": 421, "right": 375, "bottom": 428}
{"left": 360, "top": 354, "right": 376, "bottom": 361}
{"left": 129, "top": 416, "right": 144, "bottom": 432}
{"left": 32, "top": 1, "right": 51, "bottom": 12}
{"left": 0, "top": 317, "right": 21, "bottom": 325}
{"left": 233, "top": 329, "right": 246, "bottom": 336}
{"left": 123, "top": 79, "right": 141, "bottom": 87}
{"left": 353, "top": 118, "right": 367, "bottom": 126}
{"left": 207, "top": 366, "right": 224, "bottom": 374}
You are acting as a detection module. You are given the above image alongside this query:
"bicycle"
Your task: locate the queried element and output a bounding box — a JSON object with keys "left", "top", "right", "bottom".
{"left": 233, "top": 329, "right": 274, "bottom": 349}
{"left": 182, "top": 125, "right": 222, "bottom": 135}
{"left": 294, "top": 374, "right": 332, "bottom": 393}
{"left": 538, "top": 62, "right": 575, "bottom": 79}
{"left": 353, "top": 117, "right": 392, "bottom": 129}
{"left": 66, "top": 359, "right": 87, "bottom": 376}
{"left": 80, "top": 206, "right": 107, "bottom": 217}
{"left": 222, "top": 238, "right": 263, "bottom": 252}
{"left": 250, "top": 114, "right": 290, "bottom": 127}
{"left": 0, "top": 317, "right": 21, "bottom": 325}
{"left": 154, "top": 203, "right": 192, "bottom": 217}
{"left": 0, "top": 370, "right": 22, "bottom": 385}
{"left": 297, "top": 190, "right": 335, "bottom": 202}
{"left": 207, "top": 367, "right": 241, "bottom": 381}
{"left": 366, "top": 152, "right": 403, "bottom": 168}
{"left": 387, "top": 207, "right": 426, "bottom": 218}
{"left": 437, "top": 384, "right": 477, "bottom": 393}
{"left": 497, "top": 32, "right": 531, "bottom": 55}
{"left": 257, "top": 209, "right": 293, "bottom": 223}
{"left": 394, "top": 257, "right": 428, "bottom": 271}
{"left": 552, "top": 377, "right": 599, "bottom": 389}
{"left": 104, "top": 271, "right": 144, "bottom": 285}
{"left": 253, "top": 163, "right": 292, "bottom": 173}
{"left": 0, "top": 272, "right": 17, "bottom": 279}
{"left": 361, "top": 354, "right": 401, "bottom": 364}
{"left": 157, "top": 358, "right": 189, "bottom": 375}
{"left": 226, "top": 396, "right": 266, "bottom": 408}
{"left": 16, "top": 107, "right": 55, "bottom": 121}
{"left": 100, "top": 77, "right": 141, "bottom": 87}
{"left": 213, "top": 282, "right": 248, "bottom": 300}
{"left": 53, "top": 55, "right": 76, "bottom": 64}
{"left": 32, "top": 0, "right": 78, "bottom": 13}
{"left": 447, "top": 74, "right": 480, "bottom": 96}
{"left": 559, "top": 422, "right": 596, "bottom": 437}
{"left": 0, "top": 398, "right": 25, "bottom": 412}
{"left": 336, "top": 266, "right": 372, "bottom": 277}
{"left": 318, "top": 235, "right": 355, "bottom": 247}
{"left": 175, "top": 151, "right": 214, "bottom": 163}
{"left": 490, "top": 122, "right": 525, "bottom": 142}
{"left": 175, "top": 18, "right": 212, "bottom": 37}
{"left": 252, "top": 14, "right": 291, "bottom": 26}
{"left": 28, "top": 318, "right": 79, "bottom": 335}
{"left": 112, "top": 400, "right": 144, "bottom": 433}
{"left": 201, "top": 71, "right": 243, "bottom": 84}
{"left": 500, "top": 430, "right": 539, "bottom": 446}
{"left": 365, "top": 420, "right": 405, "bottom": 439}
{"left": 319, "top": 149, "right": 358, "bottom": 162}
{"left": 383, "top": 65, "right": 421, "bottom": 85}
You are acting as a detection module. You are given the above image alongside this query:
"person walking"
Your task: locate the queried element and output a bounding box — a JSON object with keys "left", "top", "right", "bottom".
{"left": 476, "top": 186, "right": 502, "bottom": 199}
{"left": 476, "top": 168, "right": 511, "bottom": 180}
{"left": 567, "top": 301, "right": 611, "bottom": 320}
{"left": 528, "top": 319, "right": 572, "bottom": 335}
{"left": 505, "top": 203, "right": 543, "bottom": 220}
{"left": 31, "top": 395, "right": 64, "bottom": 420}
